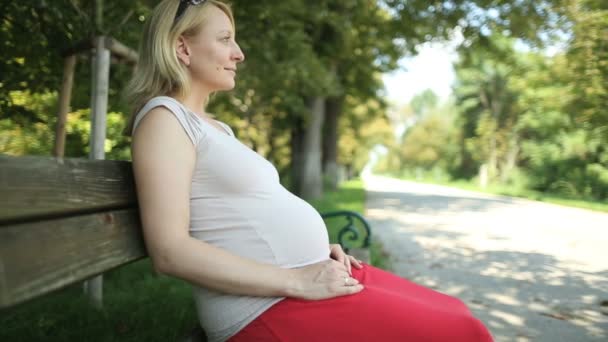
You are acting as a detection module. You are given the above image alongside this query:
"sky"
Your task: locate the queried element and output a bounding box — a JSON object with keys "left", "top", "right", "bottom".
{"left": 382, "top": 29, "right": 567, "bottom": 107}
{"left": 382, "top": 41, "right": 459, "bottom": 107}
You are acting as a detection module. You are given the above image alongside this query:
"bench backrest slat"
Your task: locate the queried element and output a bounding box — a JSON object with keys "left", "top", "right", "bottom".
{"left": 0, "top": 156, "right": 146, "bottom": 310}
{"left": 0, "top": 208, "right": 147, "bottom": 309}
{"left": 0, "top": 156, "right": 137, "bottom": 224}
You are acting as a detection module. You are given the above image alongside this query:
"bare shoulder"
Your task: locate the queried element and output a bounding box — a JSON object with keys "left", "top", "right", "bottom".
{"left": 132, "top": 106, "right": 194, "bottom": 155}
{"left": 131, "top": 106, "right": 195, "bottom": 179}
{"left": 132, "top": 106, "right": 182, "bottom": 140}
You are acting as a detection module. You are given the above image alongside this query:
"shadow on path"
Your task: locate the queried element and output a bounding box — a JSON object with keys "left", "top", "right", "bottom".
{"left": 364, "top": 182, "right": 608, "bottom": 342}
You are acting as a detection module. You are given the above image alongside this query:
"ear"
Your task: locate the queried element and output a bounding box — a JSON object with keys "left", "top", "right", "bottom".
{"left": 176, "top": 36, "right": 191, "bottom": 66}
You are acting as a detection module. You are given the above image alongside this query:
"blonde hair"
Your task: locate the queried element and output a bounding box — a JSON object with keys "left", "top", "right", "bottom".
{"left": 123, "top": 0, "right": 234, "bottom": 136}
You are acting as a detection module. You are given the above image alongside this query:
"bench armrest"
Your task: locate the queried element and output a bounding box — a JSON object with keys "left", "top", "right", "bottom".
{"left": 320, "top": 210, "right": 372, "bottom": 252}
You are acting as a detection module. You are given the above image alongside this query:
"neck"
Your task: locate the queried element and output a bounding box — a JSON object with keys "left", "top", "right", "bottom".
{"left": 173, "top": 81, "right": 213, "bottom": 118}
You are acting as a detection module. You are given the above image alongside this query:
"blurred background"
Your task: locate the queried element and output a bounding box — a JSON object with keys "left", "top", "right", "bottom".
{"left": 1, "top": 0, "right": 606, "bottom": 203}
{"left": 2, "top": 1, "right": 607, "bottom": 341}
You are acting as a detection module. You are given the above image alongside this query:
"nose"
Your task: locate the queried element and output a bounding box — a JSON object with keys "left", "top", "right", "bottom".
{"left": 232, "top": 43, "right": 245, "bottom": 63}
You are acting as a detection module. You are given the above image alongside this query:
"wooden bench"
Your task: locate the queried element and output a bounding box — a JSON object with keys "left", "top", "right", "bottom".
{"left": 0, "top": 155, "right": 372, "bottom": 341}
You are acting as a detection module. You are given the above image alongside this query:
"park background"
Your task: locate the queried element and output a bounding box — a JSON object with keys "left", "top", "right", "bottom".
{"left": 1, "top": 0, "right": 606, "bottom": 206}
{"left": 1, "top": 0, "right": 607, "bottom": 340}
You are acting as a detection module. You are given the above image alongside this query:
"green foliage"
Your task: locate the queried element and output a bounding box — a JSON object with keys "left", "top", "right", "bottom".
{"left": 379, "top": 0, "right": 608, "bottom": 202}
{"left": 3, "top": 0, "right": 606, "bottom": 201}
{"left": 565, "top": 0, "right": 608, "bottom": 127}
{"left": 451, "top": 34, "right": 522, "bottom": 181}
{"left": 511, "top": 0, "right": 608, "bottom": 200}
{"left": 410, "top": 89, "right": 439, "bottom": 117}
{"left": 0, "top": 1, "right": 151, "bottom": 114}
{"left": 0, "top": 93, "right": 131, "bottom": 160}
{"left": 0, "top": 90, "right": 58, "bottom": 155}
{"left": 385, "top": 0, "right": 566, "bottom": 51}
{"left": 0, "top": 1, "right": 151, "bottom": 160}
{"left": 401, "top": 111, "right": 457, "bottom": 169}
{"left": 338, "top": 96, "right": 395, "bottom": 173}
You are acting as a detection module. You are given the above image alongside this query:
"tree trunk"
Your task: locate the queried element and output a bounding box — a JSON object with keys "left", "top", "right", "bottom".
{"left": 267, "top": 120, "right": 277, "bottom": 166}
{"left": 500, "top": 133, "right": 520, "bottom": 183}
{"left": 323, "top": 96, "right": 343, "bottom": 190}
{"left": 290, "top": 116, "right": 306, "bottom": 195}
{"left": 488, "top": 133, "right": 497, "bottom": 180}
{"left": 300, "top": 97, "right": 325, "bottom": 200}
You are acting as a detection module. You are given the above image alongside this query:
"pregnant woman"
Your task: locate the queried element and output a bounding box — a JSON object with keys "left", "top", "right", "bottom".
{"left": 125, "top": 1, "right": 494, "bottom": 341}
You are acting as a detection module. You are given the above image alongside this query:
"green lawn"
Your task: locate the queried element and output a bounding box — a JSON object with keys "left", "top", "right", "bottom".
{"left": 1, "top": 259, "right": 197, "bottom": 342}
{"left": 1, "top": 179, "right": 383, "bottom": 341}
{"left": 399, "top": 175, "right": 608, "bottom": 213}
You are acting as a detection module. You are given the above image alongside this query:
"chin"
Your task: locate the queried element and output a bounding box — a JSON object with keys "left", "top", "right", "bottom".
{"left": 213, "top": 81, "right": 236, "bottom": 92}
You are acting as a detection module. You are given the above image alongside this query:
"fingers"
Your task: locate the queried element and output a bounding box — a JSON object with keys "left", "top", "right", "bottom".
{"left": 348, "top": 255, "right": 364, "bottom": 269}
{"left": 342, "top": 276, "right": 359, "bottom": 286}
{"left": 347, "top": 284, "right": 364, "bottom": 294}
{"left": 330, "top": 244, "right": 352, "bottom": 275}
{"left": 326, "top": 260, "right": 355, "bottom": 285}
{"left": 345, "top": 256, "right": 352, "bottom": 275}
{"left": 335, "top": 278, "right": 364, "bottom": 296}
{"left": 302, "top": 259, "right": 364, "bottom": 300}
{"left": 323, "top": 260, "right": 349, "bottom": 283}
{"left": 329, "top": 244, "right": 345, "bottom": 264}
{"left": 339, "top": 286, "right": 363, "bottom": 297}
{"left": 337, "top": 254, "right": 346, "bottom": 266}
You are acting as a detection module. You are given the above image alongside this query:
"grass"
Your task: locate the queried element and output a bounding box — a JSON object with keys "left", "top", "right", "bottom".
{"left": 1, "top": 178, "right": 383, "bottom": 341}
{"left": 399, "top": 175, "right": 608, "bottom": 213}
{"left": 1, "top": 260, "right": 197, "bottom": 342}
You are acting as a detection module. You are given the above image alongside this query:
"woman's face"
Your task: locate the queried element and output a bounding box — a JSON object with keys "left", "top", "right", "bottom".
{"left": 178, "top": 5, "right": 245, "bottom": 92}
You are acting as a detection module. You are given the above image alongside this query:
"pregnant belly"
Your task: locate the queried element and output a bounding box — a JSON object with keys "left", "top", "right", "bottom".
{"left": 190, "top": 189, "right": 331, "bottom": 268}
{"left": 266, "top": 191, "right": 331, "bottom": 267}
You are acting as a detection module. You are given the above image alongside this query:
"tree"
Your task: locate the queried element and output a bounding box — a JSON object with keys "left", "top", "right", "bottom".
{"left": 0, "top": 1, "right": 151, "bottom": 158}
{"left": 452, "top": 35, "right": 520, "bottom": 181}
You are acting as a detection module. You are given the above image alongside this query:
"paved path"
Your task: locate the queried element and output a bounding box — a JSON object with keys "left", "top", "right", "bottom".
{"left": 363, "top": 175, "right": 608, "bottom": 342}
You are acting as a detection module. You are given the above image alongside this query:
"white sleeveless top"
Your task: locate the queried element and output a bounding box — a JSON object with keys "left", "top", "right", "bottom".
{"left": 132, "top": 96, "right": 331, "bottom": 342}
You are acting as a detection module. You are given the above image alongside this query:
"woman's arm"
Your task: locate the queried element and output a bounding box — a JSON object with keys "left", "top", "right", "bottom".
{"left": 131, "top": 107, "right": 362, "bottom": 299}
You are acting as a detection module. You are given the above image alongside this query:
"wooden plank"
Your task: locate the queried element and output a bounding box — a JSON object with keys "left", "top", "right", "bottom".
{"left": 0, "top": 156, "right": 137, "bottom": 224}
{"left": 0, "top": 208, "right": 146, "bottom": 310}
{"left": 105, "top": 37, "right": 138, "bottom": 64}
{"left": 60, "top": 37, "right": 138, "bottom": 64}
{"left": 53, "top": 55, "right": 77, "bottom": 158}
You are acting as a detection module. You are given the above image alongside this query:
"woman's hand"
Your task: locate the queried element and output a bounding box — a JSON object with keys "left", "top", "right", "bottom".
{"left": 329, "top": 243, "right": 363, "bottom": 276}
{"left": 286, "top": 259, "right": 364, "bottom": 300}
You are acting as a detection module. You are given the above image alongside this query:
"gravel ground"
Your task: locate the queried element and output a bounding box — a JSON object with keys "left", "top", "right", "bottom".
{"left": 364, "top": 175, "right": 608, "bottom": 342}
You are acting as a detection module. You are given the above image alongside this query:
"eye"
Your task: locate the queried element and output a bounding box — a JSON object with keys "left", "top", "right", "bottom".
{"left": 221, "top": 36, "right": 231, "bottom": 42}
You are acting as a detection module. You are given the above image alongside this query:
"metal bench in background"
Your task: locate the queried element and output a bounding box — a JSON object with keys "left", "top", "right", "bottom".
{"left": 321, "top": 210, "right": 372, "bottom": 263}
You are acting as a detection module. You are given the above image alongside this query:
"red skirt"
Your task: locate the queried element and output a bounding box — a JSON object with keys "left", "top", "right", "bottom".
{"left": 229, "top": 263, "right": 493, "bottom": 341}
